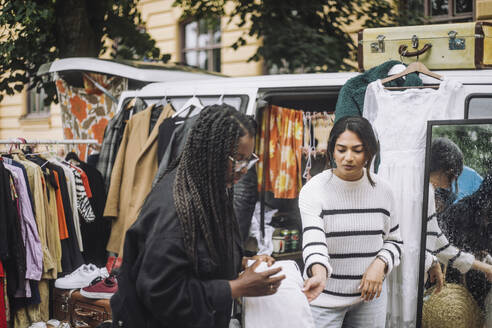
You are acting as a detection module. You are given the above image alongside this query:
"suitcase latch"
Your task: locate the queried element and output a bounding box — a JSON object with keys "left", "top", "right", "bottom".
{"left": 411, "top": 35, "right": 419, "bottom": 49}
{"left": 448, "top": 31, "right": 465, "bottom": 50}
{"left": 371, "top": 35, "right": 385, "bottom": 53}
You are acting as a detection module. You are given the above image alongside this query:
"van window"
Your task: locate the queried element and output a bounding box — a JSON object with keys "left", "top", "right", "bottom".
{"left": 144, "top": 95, "right": 248, "bottom": 113}
{"left": 465, "top": 95, "right": 492, "bottom": 119}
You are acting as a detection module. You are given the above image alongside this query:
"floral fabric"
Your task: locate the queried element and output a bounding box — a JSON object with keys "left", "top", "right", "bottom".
{"left": 55, "top": 74, "right": 127, "bottom": 160}
{"left": 257, "top": 105, "right": 304, "bottom": 199}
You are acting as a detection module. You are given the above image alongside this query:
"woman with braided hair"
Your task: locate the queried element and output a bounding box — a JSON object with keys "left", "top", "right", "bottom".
{"left": 111, "top": 104, "right": 285, "bottom": 328}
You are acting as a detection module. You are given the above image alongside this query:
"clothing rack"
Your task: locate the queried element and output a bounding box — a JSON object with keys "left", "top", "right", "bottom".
{"left": 0, "top": 139, "right": 99, "bottom": 145}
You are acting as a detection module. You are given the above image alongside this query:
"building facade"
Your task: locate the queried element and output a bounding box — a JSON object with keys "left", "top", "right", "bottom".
{"left": 0, "top": 0, "right": 491, "bottom": 141}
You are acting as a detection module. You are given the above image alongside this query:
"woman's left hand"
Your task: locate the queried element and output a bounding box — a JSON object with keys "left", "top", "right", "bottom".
{"left": 359, "top": 258, "right": 386, "bottom": 301}
{"left": 242, "top": 255, "right": 275, "bottom": 269}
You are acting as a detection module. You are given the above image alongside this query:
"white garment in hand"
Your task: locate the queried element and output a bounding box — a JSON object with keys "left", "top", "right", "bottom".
{"left": 363, "top": 78, "right": 462, "bottom": 328}
{"left": 244, "top": 260, "right": 314, "bottom": 328}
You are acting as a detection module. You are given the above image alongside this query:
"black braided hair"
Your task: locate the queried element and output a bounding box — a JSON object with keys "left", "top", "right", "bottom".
{"left": 172, "top": 104, "right": 256, "bottom": 278}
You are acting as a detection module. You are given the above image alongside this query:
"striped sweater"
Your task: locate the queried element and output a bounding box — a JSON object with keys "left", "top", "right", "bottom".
{"left": 300, "top": 170, "right": 402, "bottom": 307}
{"left": 426, "top": 214, "right": 474, "bottom": 273}
{"left": 425, "top": 184, "right": 474, "bottom": 274}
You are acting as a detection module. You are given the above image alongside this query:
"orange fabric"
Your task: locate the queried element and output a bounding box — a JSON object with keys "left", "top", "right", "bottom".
{"left": 257, "top": 105, "right": 304, "bottom": 199}
{"left": 52, "top": 171, "right": 69, "bottom": 240}
{"left": 73, "top": 166, "right": 92, "bottom": 198}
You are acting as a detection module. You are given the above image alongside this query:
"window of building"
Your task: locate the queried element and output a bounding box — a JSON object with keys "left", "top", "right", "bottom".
{"left": 182, "top": 18, "right": 221, "bottom": 72}
{"left": 26, "top": 86, "right": 50, "bottom": 115}
{"left": 425, "top": 0, "right": 474, "bottom": 22}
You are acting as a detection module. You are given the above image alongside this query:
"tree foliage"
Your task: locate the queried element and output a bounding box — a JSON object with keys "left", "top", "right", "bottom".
{"left": 173, "top": 0, "right": 424, "bottom": 73}
{"left": 0, "top": 0, "right": 168, "bottom": 104}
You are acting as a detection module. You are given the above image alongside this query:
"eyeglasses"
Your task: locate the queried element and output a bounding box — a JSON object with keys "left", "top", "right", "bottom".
{"left": 229, "top": 153, "right": 259, "bottom": 172}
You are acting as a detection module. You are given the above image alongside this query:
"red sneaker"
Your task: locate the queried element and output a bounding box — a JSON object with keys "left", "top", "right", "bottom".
{"left": 80, "top": 275, "right": 118, "bottom": 299}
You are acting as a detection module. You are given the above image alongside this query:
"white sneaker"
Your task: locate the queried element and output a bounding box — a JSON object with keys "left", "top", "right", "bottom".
{"left": 100, "top": 267, "right": 109, "bottom": 279}
{"left": 28, "top": 323, "right": 47, "bottom": 328}
{"left": 55, "top": 264, "right": 103, "bottom": 289}
{"left": 46, "top": 319, "right": 60, "bottom": 328}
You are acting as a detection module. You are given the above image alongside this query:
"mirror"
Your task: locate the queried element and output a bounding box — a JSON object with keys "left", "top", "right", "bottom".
{"left": 418, "top": 119, "right": 492, "bottom": 328}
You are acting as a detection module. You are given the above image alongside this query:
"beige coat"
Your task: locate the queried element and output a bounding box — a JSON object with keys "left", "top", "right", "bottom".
{"left": 104, "top": 104, "right": 174, "bottom": 254}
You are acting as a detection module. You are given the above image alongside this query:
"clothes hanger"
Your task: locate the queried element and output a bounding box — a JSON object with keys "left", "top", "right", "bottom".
{"left": 125, "top": 97, "right": 137, "bottom": 110}
{"left": 217, "top": 94, "right": 224, "bottom": 105}
{"left": 154, "top": 95, "right": 169, "bottom": 110}
{"left": 65, "top": 151, "right": 81, "bottom": 163}
{"left": 381, "top": 61, "right": 442, "bottom": 90}
{"left": 9, "top": 138, "right": 24, "bottom": 154}
{"left": 172, "top": 94, "right": 204, "bottom": 118}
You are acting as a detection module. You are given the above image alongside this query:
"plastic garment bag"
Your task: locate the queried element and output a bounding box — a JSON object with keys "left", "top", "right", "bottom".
{"left": 243, "top": 260, "right": 315, "bottom": 328}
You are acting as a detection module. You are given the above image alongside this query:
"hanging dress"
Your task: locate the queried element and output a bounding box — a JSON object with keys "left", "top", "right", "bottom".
{"left": 363, "top": 78, "right": 462, "bottom": 328}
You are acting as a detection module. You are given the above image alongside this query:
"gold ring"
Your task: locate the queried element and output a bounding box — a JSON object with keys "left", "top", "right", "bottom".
{"left": 269, "top": 284, "right": 274, "bottom": 290}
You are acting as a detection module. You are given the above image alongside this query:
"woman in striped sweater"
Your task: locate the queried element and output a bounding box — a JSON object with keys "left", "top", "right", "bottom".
{"left": 300, "top": 116, "right": 402, "bottom": 328}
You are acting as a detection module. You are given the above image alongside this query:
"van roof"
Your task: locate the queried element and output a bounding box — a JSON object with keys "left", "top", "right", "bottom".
{"left": 141, "top": 72, "right": 359, "bottom": 93}
{"left": 37, "top": 57, "right": 226, "bottom": 82}
{"left": 140, "top": 69, "right": 492, "bottom": 94}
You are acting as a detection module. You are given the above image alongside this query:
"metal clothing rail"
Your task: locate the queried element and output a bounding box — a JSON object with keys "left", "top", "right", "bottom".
{"left": 0, "top": 139, "right": 99, "bottom": 145}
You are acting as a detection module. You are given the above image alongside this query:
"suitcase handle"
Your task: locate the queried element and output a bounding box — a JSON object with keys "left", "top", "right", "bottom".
{"left": 74, "top": 320, "right": 91, "bottom": 328}
{"left": 74, "top": 308, "right": 98, "bottom": 319}
{"left": 398, "top": 43, "right": 432, "bottom": 57}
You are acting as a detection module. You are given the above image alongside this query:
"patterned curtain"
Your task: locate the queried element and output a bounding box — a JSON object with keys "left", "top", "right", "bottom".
{"left": 257, "top": 105, "right": 304, "bottom": 199}
{"left": 55, "top": 73, "right": 127, "bottom": 160}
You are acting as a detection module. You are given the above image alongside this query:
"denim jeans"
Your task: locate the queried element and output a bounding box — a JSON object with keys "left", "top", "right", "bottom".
{"left": 310, "top": 283, "right": 387, "bottom": 328}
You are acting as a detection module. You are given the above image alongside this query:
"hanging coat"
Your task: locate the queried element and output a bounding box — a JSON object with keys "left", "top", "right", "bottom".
{"left": 104, "top": 104, "right": 174, "bottom": 254}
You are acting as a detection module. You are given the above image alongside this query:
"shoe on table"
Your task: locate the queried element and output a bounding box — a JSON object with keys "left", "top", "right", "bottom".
{"left": 55, "top": 264, "right": 107, "bottom": 289}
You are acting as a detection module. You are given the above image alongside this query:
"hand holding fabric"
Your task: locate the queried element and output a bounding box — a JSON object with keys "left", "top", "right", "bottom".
{"left": 230, "top": 260, "right": 285, "bottom": 298}
{"left": 242, "top": 255, "right": 275, "bottom": 269}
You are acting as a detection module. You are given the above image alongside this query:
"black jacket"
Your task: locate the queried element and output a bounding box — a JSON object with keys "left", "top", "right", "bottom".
{"left": 111, "top": 170, "right": 242, "bottom": 328}
{"left": 78, "top": 161, "right": 110, "bottom": 267}
{"left": 0, "top": 162, "right": 26, "bottom": 299}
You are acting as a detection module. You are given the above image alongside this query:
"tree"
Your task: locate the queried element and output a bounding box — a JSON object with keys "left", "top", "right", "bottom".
{"left": 0, "top": 0, "right": 169, "bottom": 104}
{"left": 173, "top": 0, "right": 424, "bottom": 73}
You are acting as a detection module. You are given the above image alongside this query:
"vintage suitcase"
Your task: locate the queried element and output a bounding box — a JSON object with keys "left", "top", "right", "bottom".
{"left": 358, "top": 22, "right": 492, "bottom": 71}
{"left": 70, "top": 290, "right": 112, "bottom": 328}
{"left": 52, "top": 288, "right": 73, "bottom": 323}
